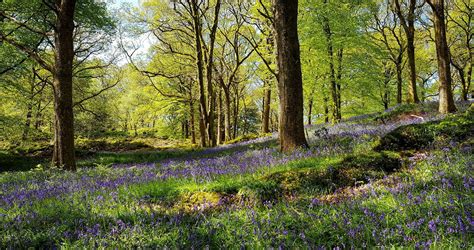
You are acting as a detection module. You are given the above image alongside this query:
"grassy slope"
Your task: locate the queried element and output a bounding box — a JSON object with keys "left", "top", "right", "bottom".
{"left": 0, "top": 104, "right": 472, "bottom": 248}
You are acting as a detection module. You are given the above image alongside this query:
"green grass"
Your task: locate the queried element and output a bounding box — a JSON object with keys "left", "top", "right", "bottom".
{"left": 0, "top": 109, "right": 472, "bottom": 248}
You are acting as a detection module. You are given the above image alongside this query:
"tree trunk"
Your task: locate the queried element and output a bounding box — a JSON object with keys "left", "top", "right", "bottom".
{"left": 273, "top": 0, "right": 308, "bottom": 152}
{"left": 190, "top": 101, "right": 196, "bottom": 144}
{"left": 393, "top": 0, "right": 419, "bottom": 103}
{"left": 324, "top": 95, "right": 329, "bottom": 123}
{"left": 406, "top": 30, "right": 419, "bottom": 103}
{"left": 427, "top": 0, "right": 456, "bottom": 113}
{"left": 262, "top": 80, "right": 271, "bottom": 133}
{"left": 52, "top": 0, "right": 77, "bottom": 171}
{"left": 233, "top": 91, "right": 239, "bottom": 139}
{"left": 223, "top": 88, "right": 232, "bottom": 141}
{"left": 217, "top": 89, "right": 223, "bottom": 145}
{"left": 34, "top": 98, "right": 42, "bottom": 130}
{"left": 191, "top": 0, "right": 208, "bottom": 147}
{"left": 22, "top": 75, "right": 35, "bottom": 141}
{"left": 383, "top": 66, "right": 392, "bottom": 109}
{"left": 22, "top": 103, "right": 33, "bottom": 141}
{"left": 322, "top": 13, "right": 340, "bottom": 124}
{"left": 467, "top": 59, "right": 472, "bottom": 99}
{"left": 395, "top": 63, "right": 403, "bottom": 104}
{"left": 455, "top": 66, "right": 468, "bottom": 101}
{"left": 205, "top": 0, "right": 221, "bottom": 147}
{"left": 336, "top": 48, "right": 343, "bottom": 120}
{"left": 307, "top": 98, "right": 313, "bottom": 125}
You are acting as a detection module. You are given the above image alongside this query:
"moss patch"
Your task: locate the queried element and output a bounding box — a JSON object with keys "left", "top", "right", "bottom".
{"left": 262, "top": 152, "right": 402, "bottom": 196}
{"left": 375, "top": 112, "right": 474, "bottom": 151}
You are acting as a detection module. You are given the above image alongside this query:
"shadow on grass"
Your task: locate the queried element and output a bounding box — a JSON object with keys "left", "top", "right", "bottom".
{"left": 1, "top": 137, "right": 279, "bottom": 173}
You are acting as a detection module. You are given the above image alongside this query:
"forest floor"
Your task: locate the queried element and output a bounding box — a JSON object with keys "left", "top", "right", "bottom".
{"left": 0, "top": 102, "right": 473, "bottom": 248}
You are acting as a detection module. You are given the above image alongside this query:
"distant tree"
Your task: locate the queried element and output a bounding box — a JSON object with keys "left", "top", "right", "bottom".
{"left": 272, "top": 0, "right": 308, "bottom": 152}
{"left": 391, "top": 0, "right": 421, "bottom": 103}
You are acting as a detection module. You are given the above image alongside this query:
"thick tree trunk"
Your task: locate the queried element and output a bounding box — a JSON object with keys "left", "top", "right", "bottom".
{"left": 52, "top": 0, "right": 77, "bottom": 171}
{"left": 262, "top": 81, "right": 271, "bottom": 133}
{"left": 273, "top": 0, "right": 308, "bottom": 152}
{"left": 427, "top": 0, "right": 456, "bottom": 113}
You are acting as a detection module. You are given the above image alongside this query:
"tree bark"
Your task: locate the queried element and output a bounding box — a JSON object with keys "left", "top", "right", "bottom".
{"left": 191, "top": 0, "right": 208, "bottom": 147}
{"left": 51, "top": 0, "right": 77, "bottom": 171}
{"left": 232, "top": 90, "right": 239, "bottom": 139}
{"left": 189, "top": 100, "right": 196, "bottom": 144}
{"left": 273, "top": 0, "right": 308, "bottom": 152}
{"left": 217, "top": 89, "right": 224, "bottom": 145}
{"left": 427, "top": 0, "right": 456, "bottom": 113}
{"left": 393, "top": 0, "right": 419, "bottom": 103}
{"left": 395, "top": 63, "right": 403, "bottom": 104}
{"left": 336, "top": 48, "right": 343, "bottom": 120}
{"left": 205, "top": 0, "right": 221, "bottom": 147}
{"left": 307, "top": 98, "right": 313, "bottom": 125}
{"left": 322, "top": 12, "right": 340, "bottom": 123}
{"left": 262, "top": 80, "right": 271, "bottom": 133}
{"left": 223, "top": 88, "right": 232, "bottom": 141}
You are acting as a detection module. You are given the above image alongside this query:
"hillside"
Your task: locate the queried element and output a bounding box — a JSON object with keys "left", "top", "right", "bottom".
{"left": 1, "top": 104, "right": 473, "bottom": 248}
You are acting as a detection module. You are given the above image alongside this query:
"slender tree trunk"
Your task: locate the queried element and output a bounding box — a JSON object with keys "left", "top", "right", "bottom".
{"left": 324, "top": 95, "right": 329, "bottom": 123}
{"left": 22, "top": 103, "right": 33, "bottom": 141}
{"left": 395, "top": 63, "right": 403, "bottom": 104}
{"left": 307, "top": 98, "right": 313, "bottom": 125}
{"left": 336, "top": 48, "right": 343, "bottom": 120}
{"left": 383, "top": 66, "right": 392, "bottom": 109}
{"left": 52, "top": 0, "right": 77, "bottom": 170}
{"left": 23, "top": 76, "right": 35, "bottom": 141}
{"left": 273, "top": 0, "right": 308, "bottom": 152}
{"left": 34, "top": 98, "right": 42, "bottom": 130}
{"left": 190, "top": 101, "right": 196, "bottom": 144}
{"left": 467, "top": 59, "right": 472, "bottom": 99}
{"left": 217, "top": 89, "right": 223, "bottom": 144}
{"left": 406, "top": 30, "right": 419, "bottom": 103}
{"left": 191, "top": 0, "right": 208, "bottom": 147}
{"left": 205, "top": 0, "right": 221, "bottom": 147}
{"left": 393, "top": 0, "right": 419, "bottom": 103}
{"left": 262, "top": 80, "right": 271, "bottom": 133}
{"left": 455, "top": 66, "right": 468, "bottom": 101}
{"left": 322, "top": 10, "right": 340, "bottom": 123}
{"left": 233, "top": 91, "right": 239, "bottom": 139}
{"left": 427, "top": 0, "right": 456, "bottom": 113}
{"left": 223, "top": 88, "right": 232, "bottom": 141}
